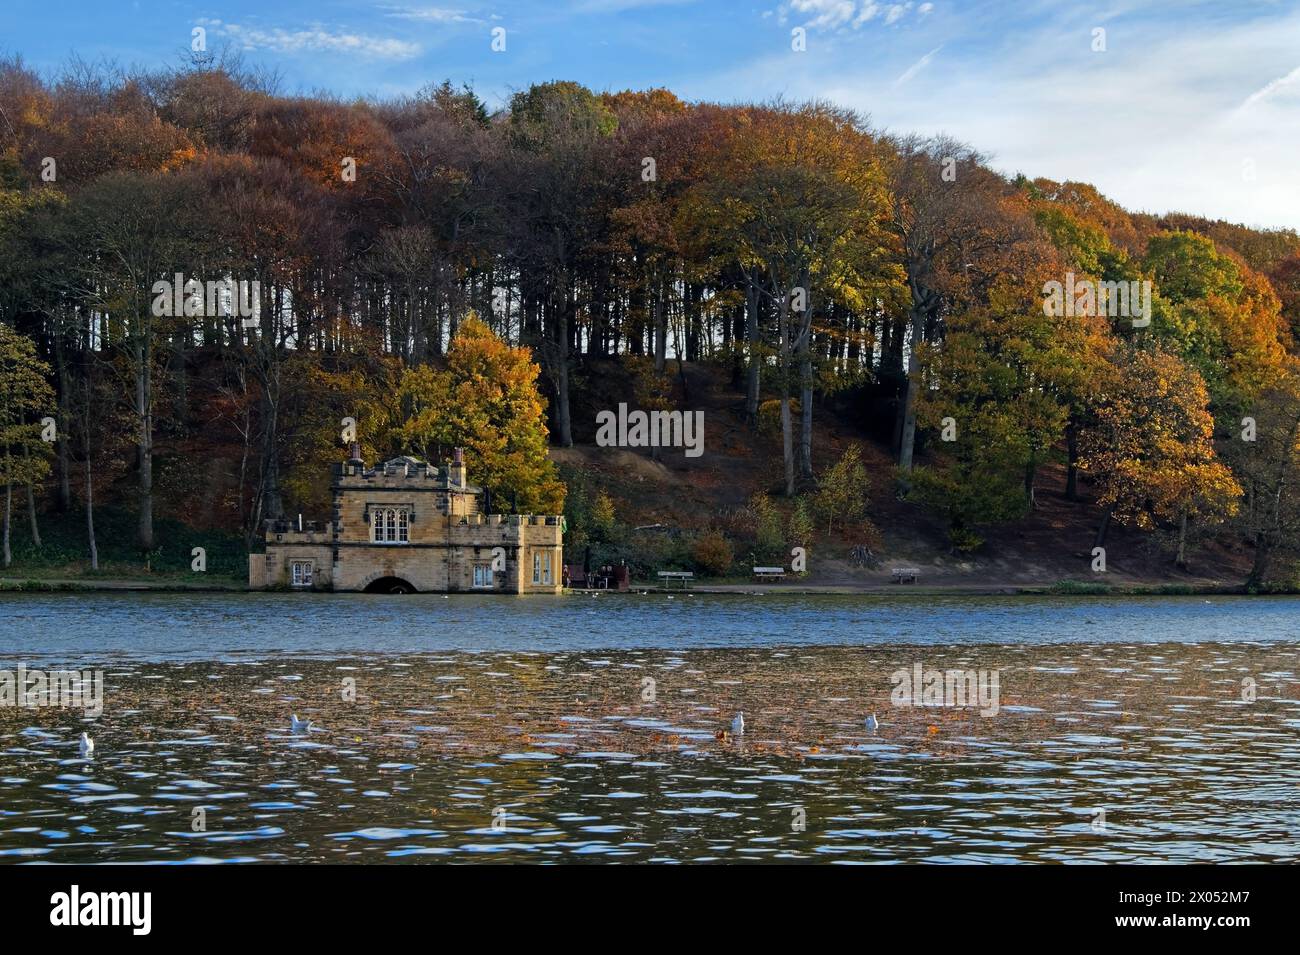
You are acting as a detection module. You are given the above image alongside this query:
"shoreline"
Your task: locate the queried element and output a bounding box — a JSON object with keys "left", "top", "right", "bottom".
{"left": 0, "top": 576, "right": 1288, "bottom": 597}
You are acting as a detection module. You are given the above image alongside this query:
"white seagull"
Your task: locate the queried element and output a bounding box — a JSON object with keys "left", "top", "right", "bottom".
{"left": 78, "top": 732, "right": 94, "bottom": 758}
{"left": 865, "top": 713, "right": 879, "bottom": 733}
{"left": 731, "top": 712, "right": 745, "bottom": 736}
{"left": 290, "top": 714, "right": 312, "bottom": 734}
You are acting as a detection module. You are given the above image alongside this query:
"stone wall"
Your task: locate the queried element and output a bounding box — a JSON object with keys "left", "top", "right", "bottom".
{"left": 256, "top": 532, "right": 334, "bottom": 590}
{"left": 329, "top": 516, "right": 563, "bottom": 593}
{"left": 248, "top": 455, "right": 564, "bottom": 594}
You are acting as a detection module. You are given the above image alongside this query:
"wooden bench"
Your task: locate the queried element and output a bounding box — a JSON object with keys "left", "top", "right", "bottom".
{"left": 891, "top": 567, "right": 920, "bottom": 584}
{"left": 753, "top": 566, "right": 785, "bottom": 581}
{"left": 657, "top": 571, "right": 694, "bottom": 589}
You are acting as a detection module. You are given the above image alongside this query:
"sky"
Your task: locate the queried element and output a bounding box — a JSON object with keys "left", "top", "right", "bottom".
{"left": 3, "top": 0, "right": 1300, "bottom": 229}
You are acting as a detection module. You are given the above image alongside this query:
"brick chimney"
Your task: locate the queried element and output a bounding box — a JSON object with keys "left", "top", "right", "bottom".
{"left": 449, "top": 447, "right": 467, "bottom": 488}
{"left": 347, "top": 442, "right": 364, "bottom": 474}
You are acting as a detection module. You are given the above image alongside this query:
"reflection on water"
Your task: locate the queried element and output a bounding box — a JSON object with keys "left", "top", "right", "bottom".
{"left": 2, "top": 591, "right": 1300, "bottom": 660}
{"left": 2, "top": 639, "right": 1298, "bottom": 863}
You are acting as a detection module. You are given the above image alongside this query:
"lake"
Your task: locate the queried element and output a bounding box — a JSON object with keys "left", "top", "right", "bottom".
{"left": 1, "top": 593, "right": 1298, "bottom": 863}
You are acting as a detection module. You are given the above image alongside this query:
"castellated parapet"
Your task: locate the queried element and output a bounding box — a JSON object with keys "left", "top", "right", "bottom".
{"left": 249, "top": 448, "right": 564, "bottom": 594}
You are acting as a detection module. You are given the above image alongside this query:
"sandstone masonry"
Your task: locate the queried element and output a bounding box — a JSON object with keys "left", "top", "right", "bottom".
{"left": 248, "top": 448, "right": 564, "bottom": 594}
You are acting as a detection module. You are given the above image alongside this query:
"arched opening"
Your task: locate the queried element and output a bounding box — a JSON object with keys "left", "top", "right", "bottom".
{"left": 362, "top": 576, "right": 417, "bottom": 594}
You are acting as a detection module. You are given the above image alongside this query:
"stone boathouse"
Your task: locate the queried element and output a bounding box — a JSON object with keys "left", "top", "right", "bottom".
{"left": 248, "top": 447, "right": 564, "bottom": 594}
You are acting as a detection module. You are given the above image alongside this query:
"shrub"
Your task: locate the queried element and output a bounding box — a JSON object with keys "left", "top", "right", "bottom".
{"left": 591, "top": 491, "right": 616, "bottom": 536}
{"left": 815, "top": 444, "right": 868, "bottom": 532}
{"left": 788, "top": 497, "right": 814, "bottom": 548}
{"left": 757, "top": 398, "right": 799, "bottom": 437}
{"left": 691, "top": 531, "right": 734, "bottom": 577}
{"left": 947, "top": 526, "right": 984, "bottom": 553}
{"left": 749, "top": 492, "right": 784, "bottom": 559}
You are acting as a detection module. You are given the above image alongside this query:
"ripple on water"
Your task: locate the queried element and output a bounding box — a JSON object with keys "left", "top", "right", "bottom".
{"left": 2, "top": 636, "right": 1299, "bottom": 863}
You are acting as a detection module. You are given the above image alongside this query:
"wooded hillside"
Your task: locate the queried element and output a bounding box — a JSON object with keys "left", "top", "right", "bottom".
{"left": 3, "top": 56, "right": 1300, "bottom": 588}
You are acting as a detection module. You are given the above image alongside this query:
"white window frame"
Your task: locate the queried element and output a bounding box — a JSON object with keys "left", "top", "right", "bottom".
{"left": 290, "top": 560, "right": 313, "bottom": 587}
{"left": 371, "top": 507, "right": 411, "bottom": 545}
{"left": 473, "top": 564, "right": 493, "bottom": 588}
{"left": 532, "top": 550, "right": 552, "bottom": 585}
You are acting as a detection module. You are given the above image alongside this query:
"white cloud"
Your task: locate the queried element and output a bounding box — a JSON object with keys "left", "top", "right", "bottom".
{"left": 574, "top": 0, "right": 698, "bottom": 11}
{"left": 1238, "top": 64, "right": 1300, "bottom": 112}
{"left": 700, "top": 4, "right": 1300, "bottom": 228}
{"left": 893, "top": 45, "right": 940, "bottom": 86}
{"left": 854, "top": 3, "right": 880, "bottom": 27}
{"left": 198, "top": 19, "right": 420, "bottom": 59}
{"left": 777, "top": 0, "right": 922, "bottom": 32}
{"left": 380, "top": 5, "right": 481, "bottom": 23}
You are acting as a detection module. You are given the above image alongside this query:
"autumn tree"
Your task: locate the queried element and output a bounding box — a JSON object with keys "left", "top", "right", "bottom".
{"left": 501, "top": 82, "right": 617, "bottom": 448}
{"left": 1268, "top": 252, "right": 1300, "bottom": 345}
{"left": 814, "top": 444, "right": 869, "bottom": 533}
{"left": 910, "top": 268, "right": 1091, "bottom": 548}
{"left": 1025, "top": 178, "right": 1145, "bottom": 499}
{"left": 1079, "top": 344, "right": 1241, "bottom": 559}
{"left": 887, "top": 136, "right": 1017, "bottom": 482}
{"left": 1145, "top": 230, "right": 1288, "bottom": 416}
{"left": 681, "top": 103, "right": 897, "bottom": 494}
{"left": 1221, "top": 370, "right": 1300, "bottom": 588}
{"left": 373, "top": 315, "right": 565, "bottom": 513}
{"left": 64, "top": 169, "right": 206, "bottom": 552}
{"left": 0, "top": 323, "right": 54, "bottom": 566}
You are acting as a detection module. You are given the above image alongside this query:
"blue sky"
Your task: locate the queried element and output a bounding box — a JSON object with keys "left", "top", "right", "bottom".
{"left": 4, "top": 1, "right": 1300, "bottom": 229}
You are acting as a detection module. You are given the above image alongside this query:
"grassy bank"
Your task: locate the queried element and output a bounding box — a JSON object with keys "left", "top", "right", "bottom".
{"left": 1, "top": 505, "right": 246, "bottom": 587}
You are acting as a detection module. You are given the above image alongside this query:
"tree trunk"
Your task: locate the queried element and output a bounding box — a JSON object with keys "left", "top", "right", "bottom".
{"left": 1175, "top": 511, "right": 1188, "bottom": 569}
{"left": 82, "top": 349, "right": 99, "bottom": 570}
{"left": 2, "top": 482, "right": 10, "bottom": 568}
{"left": 135, "top": 336, "right": 154, "bottom": 553}
{"left": 1065, "top": 417, "right": 1080, "bottom": 501}
{"left": 779, "top": 298, "right": 795, "bottom": 497}
{"left": 1094, "top": 506, "right": 1113, "bottom": 548}
{"left": 85, "top": 450, "right": 98, "bottom": 571}
{"left": 745, "top": 279, "right": 761, "bottom": 423}
{"left": 781, "top": 395, "right": 795, "bottom": 497}
{"left": 798, "top": 339, "right": 814, "bottom": 481}
{"left": 260, "top": 387, "right": 284, "bottom": 521}
{"left": 25, "top": 483, "right": 41, "bottom": 548}
{"left": 1246, "top": 532, "right": 1270, "bottom": 591}
{"left": 628, "top": 253, "right": 645, "bottom": 356}
{"left": 554, "top": 286, "right": 574, "bottom": 447}
{"left": 653, "top": 275, "right": 667, "bottom": 374}
{"left": 54, "top": 330, "right": 72, "bottom": 512}
{"left": 685, "top": 282, "right": 701, "bottom": 362}
{"left": 728, "top": 299, "right": 744, "bottom": 390}
{"left": 888, "top": 314, "right": 907, "bottom": 453}
{"left": 896, "top": 306, "right": 926, "bottom": 482}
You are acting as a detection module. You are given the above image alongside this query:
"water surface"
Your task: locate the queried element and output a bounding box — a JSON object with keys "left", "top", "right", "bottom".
{"left": 1, "top": 594, "right": 1297, "bottom": 863}
{"left": 2, "top": 591, "right": 1298, "bottom": 660}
